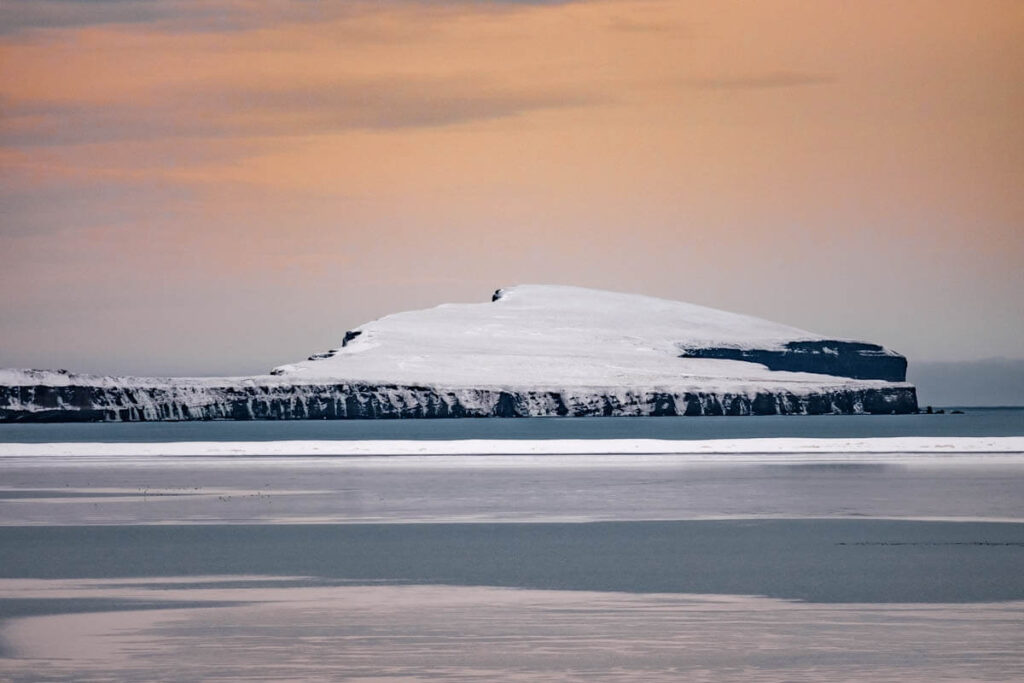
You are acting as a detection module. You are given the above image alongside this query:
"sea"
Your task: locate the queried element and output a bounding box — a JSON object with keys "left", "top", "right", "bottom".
{"left": 1, "top": 408, "right": 1022, "bottom": 681}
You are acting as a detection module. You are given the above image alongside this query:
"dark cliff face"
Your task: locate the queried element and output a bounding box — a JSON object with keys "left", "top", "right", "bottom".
{"left": 0, "top": 333, "right": 917, "bottom": 423}
{"left": 679, "top": 341, "right": 908, "bottom": 382}
{"left": 0, "top": 381, "right": 918, "bottom": 422}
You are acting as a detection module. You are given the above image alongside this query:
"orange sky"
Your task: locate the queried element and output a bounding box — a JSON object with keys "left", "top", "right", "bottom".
{"left": 1, "top": 0, "right": 1021, "bottom": 375}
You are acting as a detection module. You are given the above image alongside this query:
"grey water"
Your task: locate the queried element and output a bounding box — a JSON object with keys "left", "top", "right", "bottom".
{"left": 0, "top": 406, "right": 1021, "bottom": 442}
{"left": 2, "top": 410, "right": 1023, "bottom": 680}
{"left": 3, "top": 520, "right": 1023, "bottom": 604}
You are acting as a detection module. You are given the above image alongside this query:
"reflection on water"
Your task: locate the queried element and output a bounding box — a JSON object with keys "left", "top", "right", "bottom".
{"left": 1, "top": 580, "right": 1022, "bottom": 682}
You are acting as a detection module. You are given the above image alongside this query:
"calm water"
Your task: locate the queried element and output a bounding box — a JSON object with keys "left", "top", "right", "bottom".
{"left": 1, "top": 410, "right": 1022, "bottom": 680}
{"left": 1, "top": 456, "right": 1022, "bottom": 525}
{"left": 1, "top": 517, "right": 1023, "bottom": 681}
{"left": 3, "top": 582, "right": 1020, "bottom": 682}
{"left": 0, "top": 407, "right": 1021, "bottom": 442}
{"left": 3, "top": 520, "right": 1023, "bottom": 603}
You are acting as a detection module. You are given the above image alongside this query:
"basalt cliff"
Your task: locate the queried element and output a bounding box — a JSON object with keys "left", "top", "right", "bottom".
{"left": 0, "top": 285, "right": 917, "bottom": 421}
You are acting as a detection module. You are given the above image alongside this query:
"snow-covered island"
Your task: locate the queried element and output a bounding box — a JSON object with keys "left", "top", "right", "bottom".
{"left": 0, "top": 285, "right": 917, "bottom": 421}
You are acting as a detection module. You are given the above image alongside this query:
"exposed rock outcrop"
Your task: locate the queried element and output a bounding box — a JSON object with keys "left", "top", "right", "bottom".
{"left": 0, "top": 378, "right": 917, "bottom": 422}
{"left": 679, "top": 341, "right": 907, "bottom": 382}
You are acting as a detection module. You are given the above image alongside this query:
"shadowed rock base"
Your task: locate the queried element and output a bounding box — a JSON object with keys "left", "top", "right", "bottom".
{"left": 679, "top": 341, "right": 908, "bottom": 382}
{"left": 0, "top": 381, "right": 918, "bottom": 422}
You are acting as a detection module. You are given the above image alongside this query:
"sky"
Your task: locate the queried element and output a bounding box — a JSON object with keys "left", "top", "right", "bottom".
{"left": 1, "top": 0, "right": 1021, "bottom": 379}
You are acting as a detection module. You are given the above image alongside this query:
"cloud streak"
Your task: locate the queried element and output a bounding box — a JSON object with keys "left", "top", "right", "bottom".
{"left": 0, "top": 0, "right": 578, "bottom": 35}
{"left": 1, "top": 77, "right": 603, "bottom": 146}
{"left": 685, "top": 72, "right": 836, "bottom": 90}
{"left": 0, "top": 0, "right": 235, "bottom": 35}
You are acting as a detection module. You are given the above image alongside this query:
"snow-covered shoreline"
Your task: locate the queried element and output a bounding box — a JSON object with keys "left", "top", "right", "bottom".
{"left": 2, "top": 436, "right": 1021, "bottom": 459}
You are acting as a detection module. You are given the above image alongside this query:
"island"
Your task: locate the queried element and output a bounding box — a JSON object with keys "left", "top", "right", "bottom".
{"left": 0, "top": 285, "right": 917, "bottom": 421}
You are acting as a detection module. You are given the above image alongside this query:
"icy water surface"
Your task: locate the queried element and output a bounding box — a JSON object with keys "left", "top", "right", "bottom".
{"left": 1, "top": 455, "right": 1023, "bottom": 525}
{"left": 2, "top": 582, "right": 1022, "bottom": 682}
{"left": 1, "top": 412, "right": 1022, "bottom": 680}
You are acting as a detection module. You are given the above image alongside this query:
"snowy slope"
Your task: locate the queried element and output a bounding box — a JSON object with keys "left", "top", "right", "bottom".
{"left": 270, "top": 284, "right": 900, "bottom": 392}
